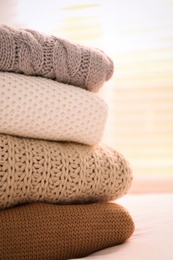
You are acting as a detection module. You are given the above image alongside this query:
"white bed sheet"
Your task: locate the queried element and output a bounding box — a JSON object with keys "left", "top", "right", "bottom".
{"left": 71, "top": 193, "right": 173, "bottom": 260}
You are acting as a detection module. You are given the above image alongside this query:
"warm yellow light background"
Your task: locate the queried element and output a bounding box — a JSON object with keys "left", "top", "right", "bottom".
{"left": 1, "top": 0, "right": 173, "bottom": 185}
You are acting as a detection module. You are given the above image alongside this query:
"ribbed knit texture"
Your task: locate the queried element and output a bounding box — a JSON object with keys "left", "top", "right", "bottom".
{"left": 0, "top": 24, "right": 114, "bottom": 92}
{"left": 0, "top": 134, "right": 133, "bottom": 209}
{"left": 0, "top": 202, "right": 135, "bottom": 260}
{"left": 0, "top": 71, "right": 108, "bottom": 145}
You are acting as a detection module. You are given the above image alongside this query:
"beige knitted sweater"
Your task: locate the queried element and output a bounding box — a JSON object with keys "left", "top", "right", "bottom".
{"left": 0, "top": 134, "right": 133, "bottom": 209}
{"left": 0, "top": 24, "right": 114, "bottom": 92}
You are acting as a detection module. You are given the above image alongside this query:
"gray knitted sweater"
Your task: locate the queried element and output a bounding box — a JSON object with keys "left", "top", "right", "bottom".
{"left": 0, "top": 24, "right": 114, "bottom": 92}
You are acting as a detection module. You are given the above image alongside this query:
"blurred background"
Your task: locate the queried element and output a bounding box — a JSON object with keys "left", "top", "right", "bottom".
{"left": 1, "top": 0, "right": 173, "bottom": 192}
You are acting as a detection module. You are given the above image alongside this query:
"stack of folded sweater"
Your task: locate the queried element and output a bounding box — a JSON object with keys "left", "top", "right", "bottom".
{"left": 0, "top": 24, "right": 134, "bottom": 260}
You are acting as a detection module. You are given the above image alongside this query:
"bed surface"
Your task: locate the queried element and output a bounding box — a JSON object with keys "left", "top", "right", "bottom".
{"left": 71, "top": 193, "right": 173, "bottom": 260}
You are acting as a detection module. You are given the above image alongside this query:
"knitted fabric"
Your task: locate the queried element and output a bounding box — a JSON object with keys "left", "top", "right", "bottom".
{"left": 0, "top": 202, "right": 135, "bottom": 260}
{"left": 0, "top": 24, "right": 114, "bottom": 92}
{"left": 0, "top": 71, "right": 108, "bottom": 145}
{"left": 0, "top": 134, "right": 133, "bottom": 209}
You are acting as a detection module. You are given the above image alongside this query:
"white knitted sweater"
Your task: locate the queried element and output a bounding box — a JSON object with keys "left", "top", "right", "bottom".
{"left": 0, "top": 72, "right": 108, "bottom": 145}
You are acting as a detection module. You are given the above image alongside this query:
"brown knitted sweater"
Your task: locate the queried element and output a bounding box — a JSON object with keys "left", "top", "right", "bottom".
{"left": 0, "top": 202, "right": 135, "bottom": 259}
{"left": 0, "top": 24, "right": 114, "bottom": 92}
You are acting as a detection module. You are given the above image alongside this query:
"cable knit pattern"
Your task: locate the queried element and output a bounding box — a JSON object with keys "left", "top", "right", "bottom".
{"left": 0, "top": 202, "right": 134, "bottom": 260}
{"left": 0, "top": 134, "right": 133, "bottom": 209}
{"left": 0, "top": 24, "right": 114, "bottom": 92}
{"left": 0, "top": 71, "right": 108, "bottom": 145}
